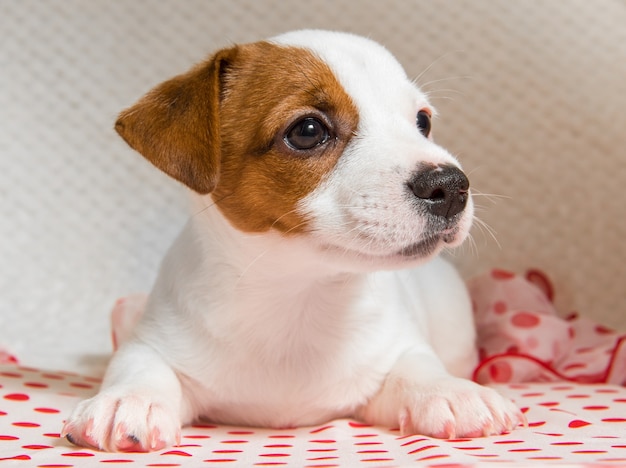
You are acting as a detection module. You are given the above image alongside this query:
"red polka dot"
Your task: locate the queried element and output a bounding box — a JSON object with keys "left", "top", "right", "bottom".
{"left": 34, "top": 407, "right": 60, "bottom": 414}
{"left": 162, "top": 450, "right": 192, "bottom": 457}
{"left": 493, "top": 301, "right": 508, "bottom": 314}
{"left": 62, "top": 451, "right": 95, "bottom": 457}
{"left": 84, "top": 376, "right": 102, "bottom": 384}
{"left": 1, "top": 455, "right": 30, "bottom": 461}
{"left": 40, "top": 373, "right": 64, "bottom": 380}
{"left": 0, "top": 435, "right": 19, "bottom": 441}
{"left": 568, "top": 420, "right": 591, "bottom": 428}
{"left": 489, "top": 361, "right": 513, "bottom": 382}
{"left": 24, "top": 382, "right": 48, "bottom": 389}
{"left": 69, "top": 382, "right": 94, "bottom": 389}
{"left": 511, "top": 311, "right": 540, "bottom": 328}
{"left": 525, "top": 269, "right": 554, "bottom": 302}
{"left": 3, "top": 393, "right": 29, "bottom": 401}
{"left": 146, "top": 464, "right": 182, "bottom": 467}
{"left": 595, "top": 324, "right": 614, "bottom": 334}
{"left": 409, "top": 445, "right": 437, "bottom": 455}
{"left": 551, "top": 385, "right": 574, "bottom": 391}
{"left": 415, "top": 454, "right": 450, "bottom": 462}
{"left": 491, "top": 269, "right": 516, "bottom": 280}
{"left": 348, "top": 421, "right": 372, "bottom": 428}
{"left": 12, "top": 422, "right": 40, "bottom": 428}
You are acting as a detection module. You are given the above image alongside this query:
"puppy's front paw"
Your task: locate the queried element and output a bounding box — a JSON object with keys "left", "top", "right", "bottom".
{"left": 62, "top": 388, "right": 181, "bottom": 452}
{"left": 364, "top": 377, "right": 525, "bottom": 439}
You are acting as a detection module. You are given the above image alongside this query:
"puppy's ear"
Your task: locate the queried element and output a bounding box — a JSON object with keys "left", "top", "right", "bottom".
{"left": 115, "top": 46, "right": 238, "bottom": 194}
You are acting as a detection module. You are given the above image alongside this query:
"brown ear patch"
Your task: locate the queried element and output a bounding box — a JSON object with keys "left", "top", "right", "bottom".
{"left": 210, "top": 41, "right": 359, "bottom": 234}
{"left": 116, "top": 40, "right": 358, "bottom": 234}
{"left": 115, "top": 47, "right": 239, "bottom": 194}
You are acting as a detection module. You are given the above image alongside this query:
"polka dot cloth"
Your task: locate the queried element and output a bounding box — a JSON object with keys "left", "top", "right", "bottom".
{"left": 1, "top": 366, "right": 626, "bottom": 465}
{"left": 469, "top": 269, "right": 626, "bottom": 386}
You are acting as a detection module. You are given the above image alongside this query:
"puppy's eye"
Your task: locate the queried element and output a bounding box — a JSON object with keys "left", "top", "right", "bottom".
{"left": 416, "top": 110, "right": 432, "bottom": 138}
{"left": 284, "top": 117, "right": 330, "bottom": 150}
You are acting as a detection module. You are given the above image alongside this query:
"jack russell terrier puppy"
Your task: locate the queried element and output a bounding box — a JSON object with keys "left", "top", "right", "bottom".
{"left": 63, "top": 29, "right": 524, "bottom": 452}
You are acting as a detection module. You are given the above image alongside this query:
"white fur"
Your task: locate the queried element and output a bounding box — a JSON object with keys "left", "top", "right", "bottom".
{"left": 63, "top": 30, "right": 523, "bottom": 452}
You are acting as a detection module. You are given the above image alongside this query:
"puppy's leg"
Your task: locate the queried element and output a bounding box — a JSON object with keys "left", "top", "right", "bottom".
{"left": 358, "top": 348, "right": 525, "bottom": 438}
{"left": 62, "top": 341, "right": 182, "bottom": 452}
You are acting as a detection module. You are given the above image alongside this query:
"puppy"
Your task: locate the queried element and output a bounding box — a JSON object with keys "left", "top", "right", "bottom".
{"left": 63, "top": 30, "right": 524, "bottom": 452}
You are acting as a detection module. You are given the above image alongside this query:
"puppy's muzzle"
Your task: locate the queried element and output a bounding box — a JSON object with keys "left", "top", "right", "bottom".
{"left": 408, "top": 164, "right": 469, "bottom": 219}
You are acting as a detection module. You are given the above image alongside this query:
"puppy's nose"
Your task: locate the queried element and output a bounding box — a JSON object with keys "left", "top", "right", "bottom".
{"left": 407, "top": 164, "right": 469, "bottom": 219}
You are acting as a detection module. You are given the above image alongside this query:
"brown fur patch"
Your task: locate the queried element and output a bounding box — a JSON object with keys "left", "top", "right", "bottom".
{"left": 115, "top": 41, "right": 358, "bottom": 234}
{"left": 212, "top": 42, "right": 358, "bottom": 234}
{"left": 115, "top": 48, "right": 238, "bottom": 194}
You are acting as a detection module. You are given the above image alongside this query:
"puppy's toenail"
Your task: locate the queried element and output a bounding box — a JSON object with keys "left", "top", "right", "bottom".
{"left": 65, "top": 433, "right": 76, "bottom": 445}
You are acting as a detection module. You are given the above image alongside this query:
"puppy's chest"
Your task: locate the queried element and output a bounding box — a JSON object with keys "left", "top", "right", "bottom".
{"left": 215, "top": 284, "right": 372, "bottom": 367}
{"left": 185, "top": 279, "right": 409, "bottom": 421}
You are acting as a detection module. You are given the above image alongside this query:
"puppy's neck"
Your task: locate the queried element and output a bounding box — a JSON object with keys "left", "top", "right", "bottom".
{"left": 191, "top": 197, "right": 357, "bottom": 287}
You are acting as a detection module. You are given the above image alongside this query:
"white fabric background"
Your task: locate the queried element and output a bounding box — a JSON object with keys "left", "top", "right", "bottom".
{"left": 1, "top": 0, "right": 625, "bottom": 372}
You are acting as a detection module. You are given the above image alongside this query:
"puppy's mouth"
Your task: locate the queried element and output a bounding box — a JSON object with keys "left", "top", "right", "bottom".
{"left": 317, "top": 227, "right": 461, "bottom": 267}
{"left": 397, "top": 229, "right": 458, "bottom": 258}
{"left": 398, "top": 236, "right": 441, "bottom": 258}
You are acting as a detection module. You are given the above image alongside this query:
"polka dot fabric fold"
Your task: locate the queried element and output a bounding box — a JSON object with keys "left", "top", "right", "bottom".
{"left": 2, "top": 365, "right": 626, "bottom": 466}
{"left": 469, "top": 269, "right": 626, "bottom": 386}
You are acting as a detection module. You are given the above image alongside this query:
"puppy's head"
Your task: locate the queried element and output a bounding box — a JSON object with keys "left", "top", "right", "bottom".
{"left": 116, "top": 30, "right": 473, "bottom": 270}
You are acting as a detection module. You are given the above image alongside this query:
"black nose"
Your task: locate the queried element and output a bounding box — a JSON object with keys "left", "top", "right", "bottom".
{"left": 407, "top": 164, "right": 470, "bottom": 219}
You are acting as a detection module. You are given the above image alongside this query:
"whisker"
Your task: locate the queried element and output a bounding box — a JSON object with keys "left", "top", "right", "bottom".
{"left": 471, "top": 189, "right": 510, "bottom": 202}
{"left": 418, "top": 76, "right": 473, "bottom": 91}
{"left": 191, "top": 192, "right": 234, "bottom": 218}
{"left": 413, "top": 50, "right": 467, "bottom": 86}
{"left": 472, "top": 215, "right": 501, "bottom": 250}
